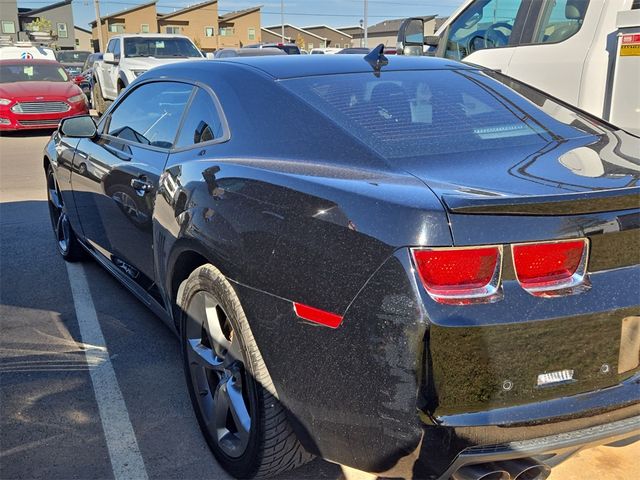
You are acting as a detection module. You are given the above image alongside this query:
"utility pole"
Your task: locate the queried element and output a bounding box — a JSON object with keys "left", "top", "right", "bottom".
{"left": 93, "top": 0, "right": 104, "bottom": 52}
{"left": 363, "top": 0, "right": 368, "bottom": 48}
{"left": 280, "top": 0, "right": 285, "bottom": 43}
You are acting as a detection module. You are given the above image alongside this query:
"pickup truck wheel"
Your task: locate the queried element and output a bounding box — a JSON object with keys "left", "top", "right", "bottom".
{"left": 92, "top": 80, "right": 105, "bottom": 115}
{"left": 179, "top": 264, "right": 313, "bottom": 478}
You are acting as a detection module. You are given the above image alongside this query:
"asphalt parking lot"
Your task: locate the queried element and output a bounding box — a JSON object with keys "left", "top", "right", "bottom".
{"left": 1, "top": 131, "right": 638, "bottom": 480}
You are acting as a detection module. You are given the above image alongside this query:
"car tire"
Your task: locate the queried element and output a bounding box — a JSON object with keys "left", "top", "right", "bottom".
{"left": 179, "top": 264, "right": 312, "bottom": 478}
{"left": 46, "top": 165, "right": 85, "bottom": 262}
{"left": 92, "top": 79, "right": 105, "bottom": 115}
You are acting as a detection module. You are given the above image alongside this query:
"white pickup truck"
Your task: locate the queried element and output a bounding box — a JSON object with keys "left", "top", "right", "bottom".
{"left": 398, "top": 0, "right": 640, "bottom": 135}
{"left": 92, "top": 33, "right": 206, "bottom": 114}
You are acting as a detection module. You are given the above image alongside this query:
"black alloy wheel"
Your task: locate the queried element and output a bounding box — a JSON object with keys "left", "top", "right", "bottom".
{"left": 47, "top": 165, "right": 83, "bottom": 261}
{"left": 179, "top": 265, "right": 312, "bottom": 478}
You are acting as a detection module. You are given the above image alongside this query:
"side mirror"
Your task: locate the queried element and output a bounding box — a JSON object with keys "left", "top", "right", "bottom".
{"left": 60, "top": 115, "right": 97, "bottom": 138}
{"left": 103, "top": 52, "right": 116, "bottom": 63}
{"left": 397, "top": 17, "right": 425, "bottom": 56}
{"left": 205, "top": 52, "right": 215, "bottom": 59}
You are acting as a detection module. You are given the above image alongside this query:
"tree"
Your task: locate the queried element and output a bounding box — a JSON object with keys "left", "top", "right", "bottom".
{"left": 30, "top": 17, "right": 53, "bottom": 34}
{"left": 295, "top": 34, "right": 305, "bottom": 51}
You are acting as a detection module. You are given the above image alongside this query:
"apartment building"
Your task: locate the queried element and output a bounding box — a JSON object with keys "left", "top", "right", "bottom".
{"left": 260, "top": 27, "right": 293, "bottom": 44}
{"left": 302, "top": 25, "right": 352, "bottom": 49}
{"left": 264, "top": 24, "right": 328, "bottom": 50}
{"left": 217, "top": 7, "right": 261, "bottom": 49}
{"left": 0, "top": 0, "right": 19, "bottom": 42}
{"left": 74, "top": 26, "right": 92, "bottom": 50}
{"left": 157, "top": 0, "right": 218, "bottom": 51}
{"left": 18, "top": 0, "right": 76, "bottom": 49}
{"left": 89, "top": 1, "right": 261, "bottom": 52}
{"left": 90, "top": 1, "right": 159, "bottom": 51}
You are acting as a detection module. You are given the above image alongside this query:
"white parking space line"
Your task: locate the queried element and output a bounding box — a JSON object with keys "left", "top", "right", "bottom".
{"left": 65, "top": 262, "right": 148, "bottom": 480}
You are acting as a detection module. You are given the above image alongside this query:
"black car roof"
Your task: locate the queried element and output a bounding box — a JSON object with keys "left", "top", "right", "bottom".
{"left": 218, "top": 54, "right": 476, "bottom": 79}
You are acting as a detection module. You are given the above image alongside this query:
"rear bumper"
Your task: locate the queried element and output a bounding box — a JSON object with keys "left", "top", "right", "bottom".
{"left": 433, "top": 410, "right": 640, "bottom": 480}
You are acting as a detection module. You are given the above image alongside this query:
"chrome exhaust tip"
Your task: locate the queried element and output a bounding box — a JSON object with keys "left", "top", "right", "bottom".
{"left": 503, "top": 458, "right": 552, "bottom": 480}
{"left": 452, "top": 463, "right": 510, "bottom": 480}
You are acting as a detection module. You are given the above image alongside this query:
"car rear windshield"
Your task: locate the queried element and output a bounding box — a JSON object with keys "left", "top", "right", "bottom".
{"left": 56, "top": 51, "right": 90, "bottom": 63}
{"left": 123, "top": 37, "right": 202, "bottom": 58}
{"left": 0, "top": 63, "right": 69, "bottom": 83}
{"left": 280, "top": 69, "right": 591, "bottom": 158}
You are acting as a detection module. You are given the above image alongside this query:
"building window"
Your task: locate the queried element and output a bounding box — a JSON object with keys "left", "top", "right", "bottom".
{"left": 219, "top": 27, "right": 234, "bottom": 36}
{"left": 205, "top": 26, "right": 215, "bottom": 37}
{"left": 109, "top": 23, "right": 125, "bottom": 33}
{"left": 2, "top": 20, "right": 16, "bottom": 34}
{"left": 165, "top": 26, "right": 181, "bottom": 34}
{"left": 57, "top": 23, "right": 68, "bottom": 38}
{"left": 308, "top": 42, "right": 313, "bottom": 49}
{"left": 248, "top": 27, "right": 256, "bottom": 40}
{"left": 141, "top": 24, "right": 149, "bottom": 33}
{"left": 75, "top": 38, "right": 79, "bottom": 46}
{"left": 335, "top": 43, "right": 340, "bottom": 48}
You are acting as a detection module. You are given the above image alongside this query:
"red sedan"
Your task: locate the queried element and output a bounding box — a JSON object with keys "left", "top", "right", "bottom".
{"left": 0, "top": 59, "right": 88, "bottom": 131}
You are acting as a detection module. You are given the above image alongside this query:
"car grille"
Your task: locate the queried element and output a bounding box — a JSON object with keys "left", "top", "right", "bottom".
{"left": 11, "top": 101, "right": 70, "bottom": 114}
{"left": 18, "top": 119, "right": 61, "bottom": 127}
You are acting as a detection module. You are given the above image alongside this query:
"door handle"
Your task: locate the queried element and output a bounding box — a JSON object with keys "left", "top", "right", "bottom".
{"left": 131, "top": 177, "right": 153, "bottom": 196}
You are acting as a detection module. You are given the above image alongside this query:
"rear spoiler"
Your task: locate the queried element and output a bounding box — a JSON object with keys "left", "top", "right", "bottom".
{"left": 443, "top": 187, "right": 640, "bottom": 215}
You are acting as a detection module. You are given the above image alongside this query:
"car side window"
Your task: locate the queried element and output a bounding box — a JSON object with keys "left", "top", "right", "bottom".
{"left": 107, "top": 81, "right": 194, "bottom": 149}
{"left": 106, "top": 39, "right": 116, "bottom": 53}
{"left": 113, "top": 40, "right": 121, "bottom": 60}
{"left": 444, "top": 0, "right": 524, "bottom": 60}
{"left": 175, "top": 88, "right": 225, "bottom": 148}
{"left": 532, "top": 0, "right": 589, "bottom": 44}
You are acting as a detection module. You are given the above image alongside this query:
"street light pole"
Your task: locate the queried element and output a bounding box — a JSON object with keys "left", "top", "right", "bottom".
{"left": 281, "top": 0, "right": 285, "bottom": 43}
{"left": 93, "top": 0, "right": 104, "bottom": 52}
{"left": 363, "top": 0, "right": 368, "bottom": 48}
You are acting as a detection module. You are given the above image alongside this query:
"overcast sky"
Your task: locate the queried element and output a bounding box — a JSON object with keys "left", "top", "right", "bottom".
{"left": 18, "top": 0, "right": 461, "bottom": 30}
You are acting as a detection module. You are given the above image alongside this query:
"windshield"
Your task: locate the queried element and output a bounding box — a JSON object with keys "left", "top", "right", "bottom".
{"left": 0, "top": 63, "right": 69, "bottom": 83}
{"left": 123, "top": 37, "right": 203, "bottom": 58}
{"left": 281, "top": 69, "right": 589, "bottom": 158}
{"left": 56, "top": 51, "right": 91, "bottom": 64}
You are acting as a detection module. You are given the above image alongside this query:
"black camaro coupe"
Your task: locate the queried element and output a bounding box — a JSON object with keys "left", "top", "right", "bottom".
{"left": 44, "top": 51, "right": 640, "bottom": 480}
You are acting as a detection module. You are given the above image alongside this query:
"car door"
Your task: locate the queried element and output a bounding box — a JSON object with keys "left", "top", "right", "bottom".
{"left": 102, "top": 39, "right": 119, "bottom": 98}
{"left": 71, "top": 80, "right": 194, "bottom": 289}
{"left": 505, "top": 0, "right": 594, "bottom": 108}
{"left": 438, "top": 0, "right": 533, "bottom": 72}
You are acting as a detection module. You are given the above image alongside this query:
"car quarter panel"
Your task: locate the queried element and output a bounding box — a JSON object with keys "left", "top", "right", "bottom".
{"left": 154, "top": 61, "right": 452, "bottom": 318}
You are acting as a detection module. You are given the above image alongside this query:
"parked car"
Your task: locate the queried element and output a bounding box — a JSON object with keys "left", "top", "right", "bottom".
{"left": 44, "top": 53, "right": 640, "bottom": 480}
{"left": 213, "top": 47, "right": 285, "bottom": 58}
{"left": 336, "top": 47, "right": 371, "bottom": 54}
{"left": 76, "top": 53, "right": 103, "bottom": 102}
{"left": 245, "top": 42, "right": 301, "bottom": 54}
{"left": 55, "top": 50, "right": 92, "bottom": 77}
{"left": 0, "top": 59, "right": 88, "bottom": 130}
{"left": 0, "top": 42, "right": 56, "bottom": 60}
{"left": 92, "top": 34, "right": 206, "bottom": 114}
{"left": 397, "top": 0, "right": 640, "bottom": 135}
{"left": 310, "top": 47, "right": 342, "bottom": 54}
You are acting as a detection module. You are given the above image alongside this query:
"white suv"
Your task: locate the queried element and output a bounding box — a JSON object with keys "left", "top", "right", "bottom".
{"left": 92, "top": 34, "right": 206, "bottom": 114}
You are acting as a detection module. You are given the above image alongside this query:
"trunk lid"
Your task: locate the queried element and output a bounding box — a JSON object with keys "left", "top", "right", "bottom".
{"left": 397, "top": 130, "right": 640, "bottom": 219}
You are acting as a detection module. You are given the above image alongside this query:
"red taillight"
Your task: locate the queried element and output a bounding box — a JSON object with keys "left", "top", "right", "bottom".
{"left": 512, "top": 238, "right": 589, "bottom": 296}
{"left": 293, "top": 302, "right": 343, "bottom": 328}
{"left": 411, "top": 246, "right": 502, "bottom": 304}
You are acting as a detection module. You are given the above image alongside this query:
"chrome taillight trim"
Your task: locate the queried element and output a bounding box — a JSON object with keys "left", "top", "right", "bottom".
{"left": 410, "top": 245, "right": 504, "bottom": 305}
{"left": 511, "top": 238, "right": 591, "bottom": 298}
